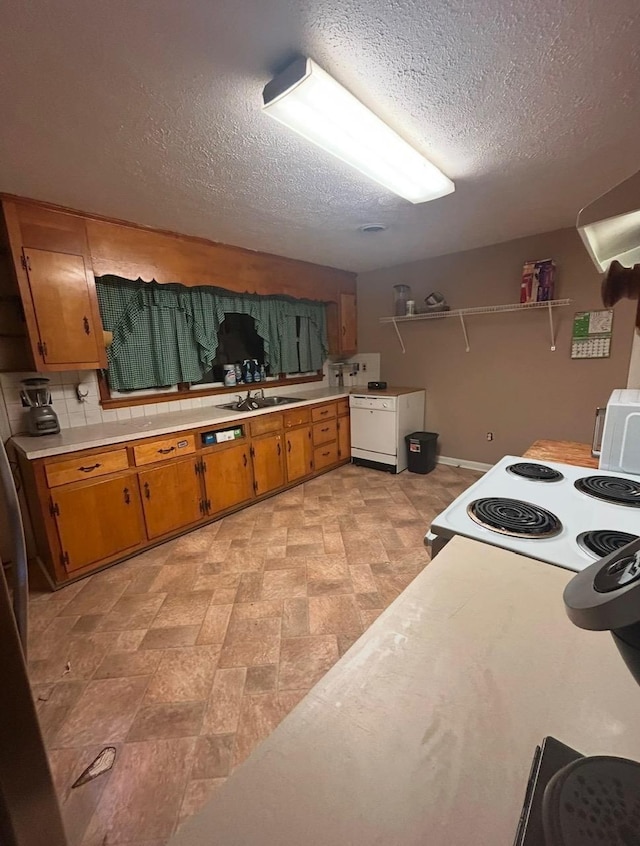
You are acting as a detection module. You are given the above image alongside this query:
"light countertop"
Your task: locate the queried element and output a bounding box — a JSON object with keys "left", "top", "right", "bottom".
{"left": 170, "top": 537, "right": 640, "bottom": 846}
{"left": 348, "top": 386, "right": 425, "bottom": 397}
{"left": 11, "top": 387, "right": 354, "bottom": 460}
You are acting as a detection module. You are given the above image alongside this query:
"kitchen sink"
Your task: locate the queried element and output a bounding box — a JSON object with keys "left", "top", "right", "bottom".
{"left": 216, "top": 396, "right": 305, "bottom": 411}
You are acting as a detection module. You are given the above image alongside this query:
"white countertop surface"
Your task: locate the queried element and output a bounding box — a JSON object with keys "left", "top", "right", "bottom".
{"left": 169, "top": 537, "right": 640, "bottom": 846}
{"left": 11, "top": 387, "right": 354, "bottom": 460}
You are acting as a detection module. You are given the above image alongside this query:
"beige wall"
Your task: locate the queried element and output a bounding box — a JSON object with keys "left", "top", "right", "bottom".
{"left": 357, "top": 228, "right": 636, "bottom": 464}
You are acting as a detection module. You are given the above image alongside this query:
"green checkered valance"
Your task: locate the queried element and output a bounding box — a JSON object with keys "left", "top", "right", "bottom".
{"left": 95, "top": 276, "right": 328, "bottom": 391}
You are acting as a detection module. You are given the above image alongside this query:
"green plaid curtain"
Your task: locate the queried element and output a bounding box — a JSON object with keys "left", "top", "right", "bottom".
{"left": 95, "top": 276, "right": 328, "bottom": 391}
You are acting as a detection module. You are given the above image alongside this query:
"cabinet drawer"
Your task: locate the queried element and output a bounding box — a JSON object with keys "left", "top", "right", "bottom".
{"left": 337, "top": 398, "right": 349, "bottom": 416}
{"left": 283, "top": 407, "right": 311, "bottom": 428}
{"left": 314, "top": 442, "right": 338, "bottom": 470}
{"left": 313, "top": 419, "right": 337, "bottom": 446}
{"left": 250, "top": 413, "right": 283, "bottom": 437}
{"left": 311, "top": 403, "right": 337, "bottom": 422}
{"left": 45, "top": 449, "right": 129, "bottom": 487}
{"left": 133, "top": 433, "right": 196, "bottom": 467}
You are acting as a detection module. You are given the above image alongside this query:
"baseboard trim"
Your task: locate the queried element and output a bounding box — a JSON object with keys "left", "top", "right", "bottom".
{"left": 437, "top": 455, "right": 492, "bottom": 473}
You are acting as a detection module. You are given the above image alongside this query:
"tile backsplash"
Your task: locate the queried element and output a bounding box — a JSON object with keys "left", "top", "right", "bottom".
{"left": 0, "top": 362, "right": 335, "bottom": 439}
{"left": 327, "top": 353, "right": 381, "bottom": 388}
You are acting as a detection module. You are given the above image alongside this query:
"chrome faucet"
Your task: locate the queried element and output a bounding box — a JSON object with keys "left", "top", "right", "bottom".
{"left": 250, "top": 388, "right": 265, "bottom": 399}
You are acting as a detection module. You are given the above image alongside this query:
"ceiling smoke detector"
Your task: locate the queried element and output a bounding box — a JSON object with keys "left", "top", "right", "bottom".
{"left": 359, "top": 223, "right": 387, "bottom": 234}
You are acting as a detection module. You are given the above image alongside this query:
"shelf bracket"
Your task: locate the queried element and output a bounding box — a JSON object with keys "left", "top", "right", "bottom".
{"left": 391, "top": 318, "right": 406, "bottom": 354}
{"left": 459, "top": 313, "right": 470, "bottom": 352}
{"left": 547, "top": 301, "right": 557, "bottom": 351}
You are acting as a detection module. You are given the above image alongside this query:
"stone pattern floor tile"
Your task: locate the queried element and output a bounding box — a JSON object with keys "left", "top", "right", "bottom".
{"left": 27, "top": 462, "right": 478, "bottom": 845}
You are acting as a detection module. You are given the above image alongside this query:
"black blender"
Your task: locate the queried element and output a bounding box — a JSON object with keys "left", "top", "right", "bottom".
{"left": 20, "top": 378, "right": 60, "bottom": 436}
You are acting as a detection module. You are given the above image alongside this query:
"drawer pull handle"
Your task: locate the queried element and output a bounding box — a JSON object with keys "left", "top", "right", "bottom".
{"left": 322, "top": 451, "right": 330, "bottom": 457}
{"left": 144, "top": 482, "right": 150, "bottom": 499}
{"left": 320, "top": 427, "right": 329, "bottom": 433}
{"left": 78, "top": 463, "right": 101, "bottom": 473}
{"left": 320, "top": 410, "right": 328, "bottom": 415}
{"left": 277, "top": 441, "right": 281, "bottom": 456}
{"left": 287, "top": 440, "right": 291, "bottom": 453}
{"left": 123, "top": 487, "right": 130, "bottom": 504}
{"left": 242, "top": 453, "right": 247, "bottom": 467}
{"left": 83, "top": 316, "right": 91, "bottom": 335}
{"left": 158, "top": 446, "right": 176, "bottom": 455}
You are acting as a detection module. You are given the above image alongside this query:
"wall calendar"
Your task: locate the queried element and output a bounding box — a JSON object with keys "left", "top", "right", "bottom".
{"left": 571, "top": 310, "right": 613, "bottom": 359}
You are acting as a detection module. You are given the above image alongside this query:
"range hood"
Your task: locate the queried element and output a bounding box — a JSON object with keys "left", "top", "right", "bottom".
{"left": 577, "top": 170, "right": 640, "bottom": 272}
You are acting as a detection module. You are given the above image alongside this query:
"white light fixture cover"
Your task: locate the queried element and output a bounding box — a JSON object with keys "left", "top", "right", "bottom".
{"left": 262, "top": 58, "right": 454, "bottom": 204}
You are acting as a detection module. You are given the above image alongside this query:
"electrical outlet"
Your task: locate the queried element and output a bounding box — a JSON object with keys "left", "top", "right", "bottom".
{"left": 362, "top": 362, "right": 367, "bottom": 371}
{"left": 486, "top": 432, "right": 493, "bottom": 441}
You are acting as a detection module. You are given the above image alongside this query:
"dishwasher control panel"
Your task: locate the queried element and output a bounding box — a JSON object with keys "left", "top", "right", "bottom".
{"left": 350, "top": 394, "right": 397, "bottom": 411}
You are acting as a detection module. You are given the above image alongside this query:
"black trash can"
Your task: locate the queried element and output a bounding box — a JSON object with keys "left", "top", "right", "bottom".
{"left": 405, "top": 431, "right": 438, "bottom": 474}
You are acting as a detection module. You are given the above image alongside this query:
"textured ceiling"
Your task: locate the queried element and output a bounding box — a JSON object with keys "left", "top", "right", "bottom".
{"left": 1, "top": 0, "right": 639, "bottom": 272}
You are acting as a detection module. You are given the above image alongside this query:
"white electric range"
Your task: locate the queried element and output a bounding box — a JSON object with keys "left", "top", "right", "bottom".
{"left": 426, "top": 455, "right": 640, "bottom": 572}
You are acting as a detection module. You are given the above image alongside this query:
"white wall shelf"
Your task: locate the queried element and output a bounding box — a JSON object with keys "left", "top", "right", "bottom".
{"left": 379, "top": 298, "right": 572, "bottom": 354}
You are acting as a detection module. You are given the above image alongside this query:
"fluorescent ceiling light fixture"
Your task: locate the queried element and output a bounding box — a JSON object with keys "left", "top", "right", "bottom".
{"left": 262, "top": 58, "right": 454, "bottom": 204}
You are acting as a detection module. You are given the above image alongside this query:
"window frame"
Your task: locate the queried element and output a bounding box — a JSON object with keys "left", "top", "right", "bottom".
{"left": 97, "top": 369, "right": 324, "bottom": 410}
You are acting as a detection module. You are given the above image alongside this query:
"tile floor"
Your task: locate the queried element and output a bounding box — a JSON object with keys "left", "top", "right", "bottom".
{"left": 27, "top": 462, "right": 480, "bottom": 845}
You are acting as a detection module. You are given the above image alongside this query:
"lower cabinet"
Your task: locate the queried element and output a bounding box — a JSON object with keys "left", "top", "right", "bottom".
{"left": 203, "top": 444, "right": 254, "bottom": 514}
{"left": 285, "top": 426, "right": 313, "bottom": 483}
{"left": 314, "top": 442, "right": 339, "bottom": 471}
{"left": 251, "top": 433, "right": 285, "bottom": 495}
{"left": 21, "top": 401, "right": 352, "bottom": 587}
{"left": 50, "top": 472, "right": 145, "bottom": 573}
{"left": 138, "top": 457, "right": 203, "bottom": 539}
{"left": 337, "top": 414, "right": 351, "bottom": 461}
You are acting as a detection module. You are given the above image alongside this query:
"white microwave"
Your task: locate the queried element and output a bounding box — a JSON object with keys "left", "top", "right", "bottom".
{"left": 594, "top": 389, "right": 640, "bottom": 475}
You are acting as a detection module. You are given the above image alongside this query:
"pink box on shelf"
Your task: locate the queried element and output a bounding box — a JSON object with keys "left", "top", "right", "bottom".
{"left": 520, "top": 259, "right": 555, "bottom": 303}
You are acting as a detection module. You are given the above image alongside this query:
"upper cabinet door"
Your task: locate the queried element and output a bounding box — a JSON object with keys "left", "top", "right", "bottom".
{"left": 340, "top": 292, "right": 357, "bottom": 354}
{"left": 23, "top": 248, "right": 103, "bottom": 367}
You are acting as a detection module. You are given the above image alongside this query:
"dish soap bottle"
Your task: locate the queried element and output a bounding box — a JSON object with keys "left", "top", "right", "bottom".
{"left": 242, "top": 360, "right": 253, "bottom": 383}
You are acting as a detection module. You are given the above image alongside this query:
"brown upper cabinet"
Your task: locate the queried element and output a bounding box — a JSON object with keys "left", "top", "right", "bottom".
{"left": 1, "top": 199, "right": 107, "bottom": 371}
{"left": 0, "top": 194, "right": 357, "bottom": 371}
{"left": 339, "top": 292, "right": 357, "bottom": 355}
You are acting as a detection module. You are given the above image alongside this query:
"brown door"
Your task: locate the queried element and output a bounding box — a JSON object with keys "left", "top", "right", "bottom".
{"left": 203, "top": 444, "right": 254, "bottom": 514}
{"left": 139, "top": 457, "right": 204, "bottom": 539}
{"left": 337, "top": 415, "right": 351, "bottom": 461}
{"left": 251, "top": 434, "right": 285, "bottom": 496}
{"left": 285, "top": 426, "right": 313, "bottom": 483}
{"left": 23, "top": 247, "right": 101, "bottom": 365}
{"left": 340, "top": 292, "right": 357, "bottom": 354}
{"left": 51, "top": 473, "right": 144, "bottom": 573}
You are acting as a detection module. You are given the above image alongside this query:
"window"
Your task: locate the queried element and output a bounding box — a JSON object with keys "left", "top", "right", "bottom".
{"left": 195, "top": 314, "right": 267, "bottom": 385}
{"left": 94, "top": 276, "right": 328, "bottom": 406}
